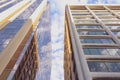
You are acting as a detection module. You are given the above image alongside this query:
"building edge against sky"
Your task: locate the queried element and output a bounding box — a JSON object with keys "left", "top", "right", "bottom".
{"left": 64, "top": 4, "right": 120, "bottom": 80}
{"left": 35, "top": 1, "right": 52, "bottom": 80}
{"left": 0, "top": 0, "right": 51, "bottom": 80}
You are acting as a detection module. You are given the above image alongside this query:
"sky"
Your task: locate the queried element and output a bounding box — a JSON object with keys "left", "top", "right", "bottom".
{"left": 49, "top": 0, "right": 120, "bottom": 80}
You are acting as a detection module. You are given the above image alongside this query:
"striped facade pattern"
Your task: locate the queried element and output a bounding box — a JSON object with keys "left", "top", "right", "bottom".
{"left": 0, "top": 0, "right": 51, "bottom": 80}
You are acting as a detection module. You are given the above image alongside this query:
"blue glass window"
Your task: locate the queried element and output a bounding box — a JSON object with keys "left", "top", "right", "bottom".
{"left": 76, "top": 26, "right": 101, "bottom": 29}
{"left": 77, "top": 31, "right": 107, "bottom": 35}
{"left": 88, "top": 62, "right": 108, "bottom": 72}
{"left": 0, "top": 1, "right": 17, "bottom": 12}
{"left": 80, "top": 38, "right": 115, "bottom": 44}
{"left": 88, "top": 61, "right": 120, "bottom": 72}
{"left": 83, "top": 48, "right": 120, "bottom": 56}
{"left": 108, "top": 26, "right": 120, "bottom": 29}
{"left": 112, "top": 31, "right": 120, "bottom": 35}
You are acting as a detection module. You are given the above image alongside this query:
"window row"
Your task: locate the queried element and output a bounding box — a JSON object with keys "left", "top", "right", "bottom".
{"left": 77, "top": 31, "right": 108, "bottom": 35}
{"left": 76, "top": 26, "right": 102, "bottom": 29}
{"left": 80, "top": 38, "right": 115, "bottom": 44}
{"left": 95, "top": 14, "right": 112, "bottom": 16}
{"left": 108, "top": 26, "right": 120, "bottom": 29}
{"left": 88, "top": 61, "right": 120, "bottom": 72}
{"left": 83, "top": 48, "right": 120, "bottom": 56}
{"left": 112, "top": 31, "right": 120, "bottom": 35}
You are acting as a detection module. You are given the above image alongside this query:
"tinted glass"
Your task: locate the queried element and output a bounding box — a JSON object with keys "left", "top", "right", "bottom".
{"left": 76, "top": 26, "right": 101, "bottom": 29}
{"left": 112, "top": 32, "right": 120, "bottom": 35}
{"left": 108, "top": 26, "right": 120, "bottom": 29}
{"left": 83, "top": 48, "right": 120, "bottom": 56}
{"left": 88, "top": 62, "right": 120, "bottom": 72}
{"left": 77, "top": 31, "right": 107, "bottom": 35}
{"left": 80, "top": 38, "right": 115, "bottom": 44}
{"left": 0, "top": 1, "right": 17, "bottom": 12}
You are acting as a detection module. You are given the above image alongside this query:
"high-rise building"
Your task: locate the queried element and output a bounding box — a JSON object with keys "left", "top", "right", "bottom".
{"left": 0, "top": 0, "right": 51, "bottom": 80}
{"left": 35, "top": 2, "right": 51, "bottom": 80}
{"left": 64, "top": 5, "right": 120, "bottom": 80}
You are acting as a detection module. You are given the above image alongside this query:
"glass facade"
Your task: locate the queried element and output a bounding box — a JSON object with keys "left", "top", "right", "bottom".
{"left": 88, "top": 61, "right": 120, "bottom": 72}
{"left": 0, "top": 2, "right": 15, "bottom": 12}
{"left": 0, "top": 0, "right": 10, "bottom": 5}
{"left": 35, "top": 3, "right": 51, "bottom": 80}
{"left": 95, "top": 14, "right": 112, "bottom": 16}
{"left": 112, "top": 31, "right": 120, "bottom": 35}
{"left": 65, "top": 5, "right": 120, "bottom": 80}
{"left": 0, "top": 0, "right": 42, "bottom": 52}
{"left": 83, "top": 48, "right": 120, "bottom": 56}
{"left": 76, "top": 26, "right": 102, "bottom": 29}
{"left": 107, "top": 26, "right": 120, "bottom": 29}
{"left": 80, "top": 38, "right": 115, "bottom": 44}
{"left": 0, "top": 0, "right": 51, "bottom": 80}
{"left": 77, "top": 31, "right": 108, "bottom": 35}
{"left": 0, "top": 0, "right": 21, "bottom": 12}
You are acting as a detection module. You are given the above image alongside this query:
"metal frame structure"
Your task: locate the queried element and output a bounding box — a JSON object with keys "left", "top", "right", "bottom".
{"left": 64, "top": 5, "right": 120, "bottom": 80}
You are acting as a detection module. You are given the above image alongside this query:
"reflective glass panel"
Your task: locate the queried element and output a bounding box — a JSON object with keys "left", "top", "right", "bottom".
{"left": 108, "top": 26, "right": 120, "bottom": 29}
{"left": 0, "top": 1, "right": 17, "bottom": 12}
{"left": 88, "top": 61, "right": 120, "bottom": 72}
{"left": 112, "top": 31, "right": 120, "bottom": 35}
{"left": 76, "top": 26, "right": 101, "bottom": 29}
{"left": 83, "top": 48, "right": 120, "bottom": 56}
{"left": 88, "top": 62, "right": 108, "bottom": 72}
{"left": 77, "top": 31, "right": 108, "bottom": 35}
{"left": 80, "top": 38, "right": 115, "bottom": 44}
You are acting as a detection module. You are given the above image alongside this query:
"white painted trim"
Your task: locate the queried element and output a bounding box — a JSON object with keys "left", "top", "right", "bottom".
{"left": 0, "top": 0, "right": 30, "bottom": 21}
{"left": 0, "top": 0, "right": 16, "bottom": 9}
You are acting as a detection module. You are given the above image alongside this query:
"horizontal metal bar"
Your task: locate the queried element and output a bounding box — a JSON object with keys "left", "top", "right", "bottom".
{"left": 91, "top": 72, "right": 120, "bottom": 78}
{"left": 85, "top": 55, "right": 120, "bottom": 60}
{"left": 75, "top": 23, "right": 101, "bottom": 26}
{"left": 77, "top": 28, "right": 105, "bottom": 31}
{"left": 82, "top": 44, "right": 120, "bottom": 48}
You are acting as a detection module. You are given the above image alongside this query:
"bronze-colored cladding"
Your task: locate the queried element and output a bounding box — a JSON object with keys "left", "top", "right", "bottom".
{"left": 15, "top": 37, "right": 38, "bottom": 80}
{"left": 64, "top": 19, "right": 72, "bottom": 80}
